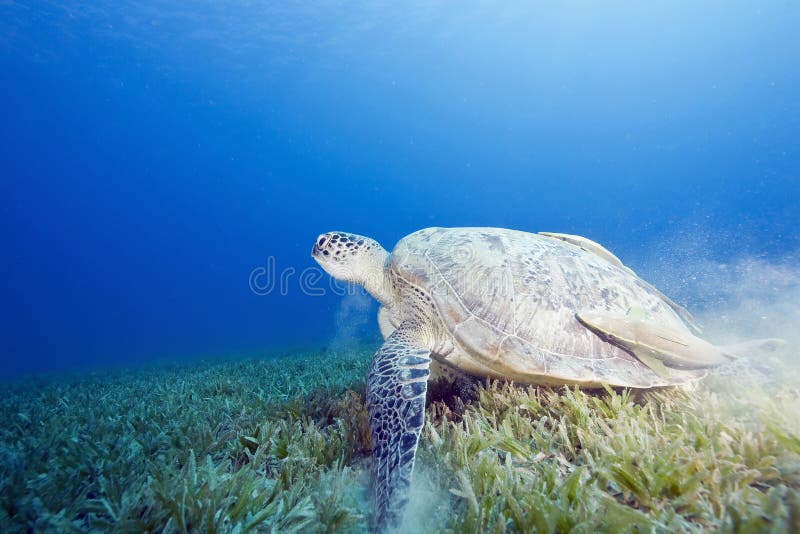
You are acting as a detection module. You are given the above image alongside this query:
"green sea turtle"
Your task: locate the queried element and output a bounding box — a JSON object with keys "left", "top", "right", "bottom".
{"left": 311, "top": 227, "right": 779, "bottom": 528}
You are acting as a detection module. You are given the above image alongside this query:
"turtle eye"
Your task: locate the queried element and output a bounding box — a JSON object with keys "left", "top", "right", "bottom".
{"left": 317, "top": 234, "right": 334, "bottom": 249}
{"left": 313, "top": 234, "right": 332, "bottom": 256}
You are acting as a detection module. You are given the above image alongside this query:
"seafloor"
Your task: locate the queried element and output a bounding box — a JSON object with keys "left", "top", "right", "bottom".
{"left": 1, "top": 345, "right": 798, "bottom": 533}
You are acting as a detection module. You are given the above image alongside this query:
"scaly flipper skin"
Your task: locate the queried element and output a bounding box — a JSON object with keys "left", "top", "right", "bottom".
{"left": 367, "top": 322, "right": 432, "bottom": 529}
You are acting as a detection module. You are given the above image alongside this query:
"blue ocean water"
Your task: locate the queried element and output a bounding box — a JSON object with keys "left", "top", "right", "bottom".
{"left": 1, "top": 1, "right": 798, "bottom": 378}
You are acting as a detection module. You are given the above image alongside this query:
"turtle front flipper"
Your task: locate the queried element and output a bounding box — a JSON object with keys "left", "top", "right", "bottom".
{"left": 367, "top": 321, "right": 432, "bottom": 529}
{"left": 576, "top": 310, "right": 728, "bottom": 372}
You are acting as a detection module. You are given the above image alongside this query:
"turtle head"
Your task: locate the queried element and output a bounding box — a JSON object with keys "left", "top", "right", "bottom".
{"left": 312, "top": 231, "right": 392, "bottom": 303}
